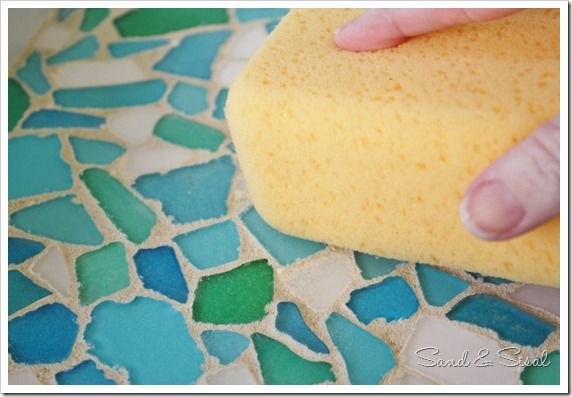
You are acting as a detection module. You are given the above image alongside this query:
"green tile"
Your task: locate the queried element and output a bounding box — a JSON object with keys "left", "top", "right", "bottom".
{"left": 9, "top": 78, "right": 30, "bottom": 132}
{"left": 81, "top": 9, "right": 110, "bottom": 32}
{"left": 520, "top": 351, "right": 560, "bottom": 385}
{"left": 154, "top": 114, "right": 225, "bottom": 151}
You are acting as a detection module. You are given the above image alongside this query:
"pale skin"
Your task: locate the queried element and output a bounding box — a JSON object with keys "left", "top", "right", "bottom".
{"left": 335, "top": 8, "right": 560, "bottom": 241}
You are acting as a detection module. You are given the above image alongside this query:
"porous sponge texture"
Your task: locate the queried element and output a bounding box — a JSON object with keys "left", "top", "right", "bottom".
{"left": 226, "top": 9, "right": 560, "bottom": 286}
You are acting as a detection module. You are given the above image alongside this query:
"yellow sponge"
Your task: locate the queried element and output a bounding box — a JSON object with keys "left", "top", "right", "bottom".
{"left": 226, "top": 9, "right": 560, "bottom": 286}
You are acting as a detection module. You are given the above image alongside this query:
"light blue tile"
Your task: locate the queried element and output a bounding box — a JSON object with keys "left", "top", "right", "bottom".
{"left": 276, "top": 302, "right": 329, "bottom": 354}
{"left": 108, "top": 39, "right": 169, "bottom": 58}
{"left": 47, "top": 36, "right": 99, "bottom": 65}
{"left": 416, "top": 264, "right": 469, "bottom": 307}
{"left": 69, "top": 136, "right": 125, "bottom": 165}
{"left": 16, "top": 52, "right": 50, "bottom": 94}
{"left": 56, "top": 360, "right": 115, "bottom": 385}
{"left": 201, "top": 330, "right": 249, "bottom": 365}
{"left": 23, "top": 109, "right": 105, "bottom": 129}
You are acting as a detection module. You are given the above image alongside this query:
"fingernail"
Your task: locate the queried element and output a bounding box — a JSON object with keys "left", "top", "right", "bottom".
{"left": 460, "top": 180, "right": 526, "bottom": 240}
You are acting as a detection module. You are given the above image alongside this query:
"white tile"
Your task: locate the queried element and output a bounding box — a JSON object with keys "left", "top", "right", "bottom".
{"left": 223, "top": 26, "right": 268, "bottom": 59}
{"left": 206, "top": 364, "right": 257, "bottom": 385}
{"left": 213, "top": 59, "right": 248, "bottom": 86}
{"left": 30, "top": 246, "right": 71, "bottom": 297}
{"left": 119, "top": 141, "right": 196, "bottom": 180}
{"left": 36, "top": 25, "right": 73, "bottom": 51}
{"left": 51, "top": 59, "right": 146, "bottom": 87}
{"left": 396, "top": 371, "right": 438, "bottom": 385}
{"left": 510, "top": 285, "right": 559, "bottom": 317}
{"left": 108, "top": 107, "right": 163, "bottom": 145}
{"left": 401, "top": 316, "right": 518, "bottom": 385}
{"left": 9, "top": 369, "right": 41, "bottom": 385}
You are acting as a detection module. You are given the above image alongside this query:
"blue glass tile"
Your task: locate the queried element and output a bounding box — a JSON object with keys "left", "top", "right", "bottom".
{"left": 212, "top": 88, "right": 228, "bottom": 120}
{"left": 16, "top": 52, "right": 50, "bottom": 94}
{"left": 133, "top": 246, "right": 189, "bottom": 303}
{"left": 265, "top": 20, "right": 280, "bottom": 33}
{"left": 154, "top": 31, "right": 231, "bottom": 79}
{"left": 53, "top": 79, "right": 167, "bottom": 108}
{"left": 416, "top": 264, "right": 469, "bottom": 307}
{"left": 56, "top": 360, "right": 115, "bottom": 385}
{"left": 447, "top": 294, "right": 555, "bottom": 347}
{"left": 354, "top": 252, "right": 401, "bottom": 280}
{"left": 69, "top": 136, "right": 125, "bottom": 165}
{"left": 168, "top": 82, "right": 208, "bottom": 115}
{"left": 108, "top": 39, "right": 169, "bottom": 58}
{"left": 326, "top": 313, "right": 395, "bottom": 384}
{"left": 174, "top": 220, "right": 239, "bottom": 270}
{"left": 201, "top": 330, "right": 249, "bottom": 365}
{"left": 10, "top": 195, "right": 103, "bottom": 246}
{"left": 47, "top": 36, "right": 99, "bottom": 65}
{"left": 346, "top": 276, "right": 419, "bottom": 324}
{"left": 468, "top": 271, "right": 512, "bottom": 285}
{"left": 276, "top": 302, "right": 329, "bottom": 354}
{"left": 23, "top": 109, "right": 105, "bottom": 129}
{"left": 58, "top": 8, "right": 77, "bottom": 21}
{"left": 235, "top": 9, "right": 289, "bottom": 22}
{"left": 8, "top": 303, "right": 78, "bottom": 364}
{"left": 84, "top": 297, "right": 204, "bottom": 384}
{"left": 9, "top": 135, "right": 72, "bottom": 200}
{"left": 240, "top": 206, "right": 326, "bottom": 266}
{"left": 8, "top": 270, "right": 51, "bottom": 315}
{"left": 8, "top": 237, "right": 44, "bottom": 265}
{"left": 134, "top": 156, "right": 235, "bottom": 224}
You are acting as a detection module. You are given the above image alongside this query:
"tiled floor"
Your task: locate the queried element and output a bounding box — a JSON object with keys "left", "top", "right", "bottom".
{"left": 7, "top": 8, "right": 560, "bottom": 386}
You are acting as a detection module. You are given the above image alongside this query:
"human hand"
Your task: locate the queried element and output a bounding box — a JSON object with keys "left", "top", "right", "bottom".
{"left": 335, "top": 9, "right": 560, "bottom": 241}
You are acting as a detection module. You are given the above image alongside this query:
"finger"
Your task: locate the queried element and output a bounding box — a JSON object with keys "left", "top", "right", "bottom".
{"left": 335, "top": 8, "right": 522, "bottom": 51}
{"left": 460, "top": 116, "right": 560, "bottom": 241}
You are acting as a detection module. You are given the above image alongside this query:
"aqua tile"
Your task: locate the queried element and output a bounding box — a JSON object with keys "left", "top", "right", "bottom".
{"left": 240, "top": 206, "right": 326, "bottom": 266}
{"left": 56, "top": 360, "right": 115, "bottom": 385}
{"left": 265, "top": 20, "right": 280, "bottom": 33}
{"left": 354, "top": 252, "right": 402, "bottom": 280}
{"left": 346, "top": 276, "right": 419, "bottom": 324}
{"left": 133, "top": 246, "right": 189, "bottom": 303}
{"left": 520, "top": 350, "right": 560, "bottom": 385}
{"left": 154, "top": 114, "right": 225, "bottom": 151}
{"left": 213, "top": 88, "right": 228, "bottom": 120}
{"left": 134, "top": 156, "right": 235, "bottom": 224}
{"left": 8, "top": 237, "right": 44, "bottom": 265}
{"left": 326, "top": 312, "right": 395, "bottom": 384}
{"left": 9, "top": 134, "right": 72, "bottom": 199}
{"left": 69, "top": 137, "right": 125, "bottom": 164}
{"left": 276, "top": 302, "right": 329, "bottom": 354}
{"left": 174, "top": 220, "right": 239, "bottom": 270}
{"left": 8, "top": 78, "right": 30, "bottom": 132}
{"left": 16, "top": 52, "right": 50, "bottom": 94}
{"left": 8, "top": 270, "right": 51, "bottom": 315}
{"left": 47, "top": 36, "right": 99, "bottom": 65}
{"left": 447, "top": 294, "right": 555, "bottom": 347}
{"left": 9, "top": 303, "right": 78, "bottom": 364}
{"left": 168, "top": 82, "right": 208, "bottom": 116}
{"left": 53, "top": 79, "right": 167, "bottom": 108}
{"left": 236, "top": 9, "right": 289, "bottom": 22}
{"left": 81, "top": 9, "right": 109, "bottom": 32}
{"left": 81, "top": 168, "right": 156, "bottom": 244}
{"left": 201, "top": 330, "right": 249, "bottom": 365}
{"left": 23, "top": 109, "right": 105, "bottom": 129}
{"left": 108, "top": 39, "right": 169, "bottom": 58}
{"left": 85, "top": 297, "right": 204, "bottom": 384}
{"left": 154, "top": 31, "right": 231, "bottom": 79}
{"left": 417, "top": 264, "right": 469, "bottom": 307}
{"left": 10, "top": 195, "right": 103, "bottom": 246}
{"left": 58, "top": 9, "right": 77, "bottom": 21}
{"left": 468, "top": 272, "right": 512, "bottom": 285}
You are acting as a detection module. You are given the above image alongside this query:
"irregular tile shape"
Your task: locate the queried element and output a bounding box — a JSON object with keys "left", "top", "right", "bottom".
{"left": 10, "top": 195, "right": 103, "bottom": 246}
{"left": 213, "top": 59, "right": 248, "bottom": 86}
{"left": 58, "top": 8, "right": 77, "bottom": 21}
{"left": 69, "top": 137, "right": 125, "bottom": 165}
{"left": 240, "top": 206, "right": 325, "bottom": 266}
{"left": 121, "top": 141, "right": 192, "bottom": 179}
{"left": 47, "top": 36, "right": 99, "bottom": 65}
{"left": 16, "top": 52, "right": 50, "bottom": 94}
{"left": 192, "top": 259, "right": 273, "bottom": 324}
{"left": 401, "top": 316, "right": 516, "bottom": 384}
{"left": 252, "top": 333, "right": 334, "bottom": 384}
{"left": 154, "top": 31, "right": 231, "bottom": 79}
{"left": 56, "top": 360, "right": 115, "bottom": 385}
{"left": 213, "top": 88, "right": 228, "bottom": 120}
{"left": 51, "top": 59, "right": 145, "bottom": 87}
{"left": 282, "top": 253, "right": 354, "bottom": 312}
{"left": 37, "top": 25, "right": 73, "bottom": 51}
{"left": 84, "top": 297, "right": 204, "bottom": 384}
{"left": 134, "top": 156, "right": 235, "bottom": 224}
{"left": 53, "top": 79, "right": 167, "bottom": 108}
{"left": 8, "top": 303, "right": 78, "bottom": 364}
{"left": 8, "top": 270, "right": 51, "bottom": 315}
{"left": 133, "top": 246, "right": 189, "bottom": 303}
{"left": 30, "top": 246, "right": 71, "bottom": 297}
{"left": 235, "top": 8, "right": 289, "bottom": 22}
{"left": 174, "top": 220, "right": 240, "bottom": 270}
{"left": 326, "top": 312, "right": 395, "bottom": 384}
{"left": 468, "top": 271, "right": 512, "bottom": 285}
{"left": 167, "top": 83, "right": 208, "bottom": 115}
{"left": 510, "top": 285, "right": 560, "bottom": 317}
{"left": 9, "top": 368, "right": 41, "bottom": 385}
{"left": 446, "top": 294, "right": 555, "bottom": 347}
{"left": 108, "top": 39, "right": 169, "bottom": 57}
{"left": 114, "top": 9, "right": 229, "bottom": 37}
{"left": 108, "top": 106, "right": 162, "bottom": 144}
{"left": 81, "top": 168, "right": 156, "bottom": 244}
{"left": 9, "top": 135, "right": 72, "bottom": 199}
{"left": 22, "top": 109, "right": 105, "bottom": 129}
{"left": 276, "top": 302, "right": 329, "bottom": 354}
{"left": 265, "top": 20, "right": 280, "bottom": 33}
{"left": 8, "top": 237, "right": 44, "bottom": 265}
{"left": 354, "top": 252, "right": 402, "bottom": 280}
{"left": 80, "top": 8, "right": 109, "bottom": 32}
{"left": 8, "top": 78, "right": 30, "bottom": 131}
{"left": 75, "top": 242, "right": 130, "bottom": 305}
{"left": 223, "top": 25, "right": 267, "bottom": 59}
{"left": 347, "top": 276, "right": 419, "bottom": 324}
{"left": 416, "top": 264, "right": 469, "bottom": 307}
{"left": 154, "top": 114, "right": 224, "bottom": 151}
{"left": 207, "top": 365, "right": 257, "bottom": 385}
{"left": 201, "top": 330, "right": 249, "bottom": 365}
{"left": 520, "top": 351, "right": 559, "bottom": 385}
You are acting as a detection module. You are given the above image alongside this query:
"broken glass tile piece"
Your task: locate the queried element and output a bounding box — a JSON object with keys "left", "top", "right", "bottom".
{"left": 235, "top": 9, "right": 289, "bottom": 22}
{"left": 46, "top": 36, "right": 99, "bottom": 65}
{"left": 167, "top": 82, "right": 208, "bottom": 116}
{"left": 57, "top": 9, "right": 77, "bottom": 21}
{"left": 520, "top": 351, "right": 559, "bottom": 385}
{"left": 8, "top": 78, "right": 30, "bottom": 132}
{"left": 213, "top": 88, "right": 228, "bottom": 120}
{"left": 154, "top": 114, "right": 224, "bottom": 151}
{"left": 510, "top": 285, "right": 560, "bottom": 317}
{"left": 467, "top": 271, "right": 512, "bottom": 285}
{"left": 207, "top": 365, "right": 257, "bottom": 385}
{"left": 276, "top": 302, "right": 329, "bottom": 354}
{"left": 22, "top": 109, "right": 105, "bottom": 129}
{"left": 69, "top": 137, "right": 125, "bottom": 165}
{"left": 30, "top": 246, "right": 71, "bottom": 297}
{"left": 108, "top": 39, "right": 169, "bottom": 58}
{"left": 80, "top": 9, "right": 109, "bottom": 32}
{"left": 416, "top": 264, "right": 469, "bottom": 307}
{"left": 201, "top": 330, "right": 249, "bottom": 365}
{"left": 16, "top": 52, "right": 50, "bottom": 94}
{"left": 8, "top": 270, "right": 51, "bottom": 315}
{"left": 56, "top": 360, "right": 115, "bottom": 385}
{"left": 8, "top": 237, "right": 44, "bottom": 265}
{"left": 354, "top": 252, "right": 402, "bottom": 280}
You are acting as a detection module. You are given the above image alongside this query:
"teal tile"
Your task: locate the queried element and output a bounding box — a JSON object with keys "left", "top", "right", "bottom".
{"left": 69, "top": 137, "right": 125, "bottom": 164}
{"left": 354, "top": 252, "right": 402, "bottom": 280}
{"left": 23, "top": 109, "right": 105, "bottom": 129}
{"left": 56, "top": 360, "right": 115, "bottom": 385}
{"left": 17, "top": 52, "right": 50, "bottom": 94}
{"left": 154, "top": 114, "right": 225, "bottom": 151}
{"left": 9, "top": 270, "right": 51, "bottom": 315}
{"left": 167, "top": 82, "right": 208, "bottom": 115}
{"left": 80, "top": 9, "right": 109, "bottom": 32}
{"left": 276, "top": 302, "right": 329, "bottom": 354}
{"left": 47, "top": 36, "right": 99, "bottom": 65}
{"left": 417, "top": 264, "right": 469, "bottom": 306}
{"left": 236, "top": 9, "right": 289, "bottom": 22}
{"left": 108, "top": 39, "right": 169, "bottom": 58}
{"left": 8, "top": 237, "right": 45, "bottom": 265}
{"left": 201, "top": 330, "right": 249, "bottom": 365}
{"left": 212, "top": 88, "right": 228, "bottom": 120}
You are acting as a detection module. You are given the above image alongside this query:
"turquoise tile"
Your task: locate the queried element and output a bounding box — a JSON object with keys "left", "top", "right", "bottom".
{"left": 58, "top": 9, "right": 77, "bottom": 21}
{"left": 23, "top": 109, "right": 105, "bottom": 129}
{"left": 417, "top": 264, "right": 469, "bottom": 307}
{"left": 168, "top": 82, "right": 208, "bottom": 115}
{"left": 8, "top": 270, "right": 51, "bottom": 315}
{"left": 266, "top": 20, "right": 281, "bottom": 33}
{"left": 69, "top": 136, "right": 125, "bottom": 164}
{"left": 108, "top": 39, "right": 169, "bottom": 58}
{"left": 276, "top": 302, "right": 329, "bottom": 354}
{"left": 80, "top": 9, "right": 110, "bottom": 32}
{"left": 354, "top": 252, "right": 402, "bottom": 280}
{"left": 16, "top": 52, "right": 50, "bottom": 94}
{"left": 47, "top": 36, "right": 99, "bottom": 65}
{"left": 201, "top": 330, "right": 249, "bottom": 365}
{"left": 8, "top": 237, "right": 44, "bottom": 265}
{"left": 56, "top": 360, "right": 115, "bottom": 385}
{"left": 235, "top": 9, "right": 289, "bottom": 22}
{"left": 212, "top": 88, "right": 228, "bottom": 120}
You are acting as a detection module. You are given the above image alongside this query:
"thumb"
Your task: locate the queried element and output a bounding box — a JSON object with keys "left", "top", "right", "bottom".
{"left": 460, "top": 116, "right": 560, "bottom": 241}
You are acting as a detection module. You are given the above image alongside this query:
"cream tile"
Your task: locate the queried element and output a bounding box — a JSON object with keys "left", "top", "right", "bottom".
{"left": 51, "top": 59, "right": 145, "bottom": 87}
{"left": 30, "top": 246, "right": 71, "bottom": 297}
{"left": 9, "top": 369, "right": 41, "bottom": 385}
{"left": 108, "top": 107, "right": 163, "bottom": 145}
{"left": 206, "top": 364, "right": 258, "bottom": 385}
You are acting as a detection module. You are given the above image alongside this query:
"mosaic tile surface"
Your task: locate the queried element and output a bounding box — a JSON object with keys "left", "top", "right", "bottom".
{"left": 8, "top": 8, "right": 560, "bottom": 386}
